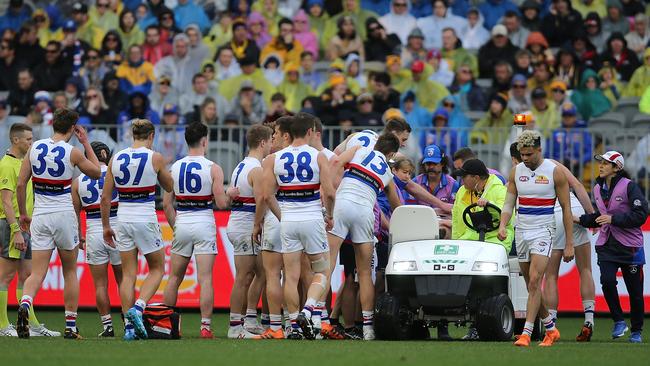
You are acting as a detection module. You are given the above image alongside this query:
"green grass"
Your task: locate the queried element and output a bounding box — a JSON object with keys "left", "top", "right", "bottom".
{"left": 1, "top": 311, "right": 648, "bottom": 366}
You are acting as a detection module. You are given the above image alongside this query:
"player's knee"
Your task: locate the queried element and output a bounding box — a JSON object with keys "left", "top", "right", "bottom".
{"left": 310, "top": 255, "right": 330, "bottom": 274}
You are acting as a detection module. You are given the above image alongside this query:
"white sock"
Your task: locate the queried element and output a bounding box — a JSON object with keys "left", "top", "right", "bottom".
{"left": 270, "top": 314, "right": 282, "bottom": 331}
{"left": 201, "top": 318, "right": 211, "bottom": 330}
{"left": 229, "top": 313, "right": 242, "bottom": 328}
{"left": 583, "top": 300, "right": 595, "bottom": 325}
{"left": 542, "top": 315, "right": 556, "bottom": 331}
{"left": 548, "top": 309, "right": 558, "bottom": 320}
{"left": 523, "top": 321, "right": 534, "bottom": 336}
{"left": 302, "top": 297, "right": 317, "bottom": 318}
{"left": 100, "top": 314, "right": 112, "bottom": 329}
{"left": 362, "top": 311, "right": 374, "bottom": 332}
{"left": 134, "top": 299, "right": 146, "bottom": 315}
{"left": 244, "top": 308, "right": 258, "bottom": 326}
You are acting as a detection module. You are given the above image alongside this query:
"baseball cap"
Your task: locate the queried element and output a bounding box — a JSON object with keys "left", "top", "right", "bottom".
{"left": 329, "top": 74, "right": 346, "bottom": 87}
{"left": 386, "top": 55, "right": 401, "bottom": 67}
{"left": 491, "top": 24, "right": 508, "bottom": 37}
{"left": 433, "top": 108, "right": 449, "bottom": 121}
{"left": 531, "top": 87, "right": 547, "bottom": 99}
{"left": 408, "top": 27, "right": 424, "bottom": 40}
{"left": 411, "top": 60, "right": 425, "bottom": 73}
{"left": 240, "top": 79, "right": 255, "bottom": 90}
{"left": 72, "top": 2, "right": 88, "bottom": 13}
{"left": 422, "top": 144, "right": 443, "bottom": 164}
{"left": 382, "top": 108, "right": 404, "bottom": 122}
{"left": 162, "top": 104, "right": 178, "bottom": 115}
{"left": 454, "top": 159, "right": 489, "bottom": 177}
{"left": 511, "top": 73, "right": 527, "bottom": 85}
{"left": 34, "top": 90, "right": 51, "bottom": 103}
{"left": 63, "top": 20, "right": 77, "bottom": 32}
{"left": 550, "top": 80, "right": 568, "bottom": 92}
{"left": 357, "top": 92, "right": 373, "bottom": 104}
{"left": 595, "top": 151, "right": 624, "bottom": 169}
{"left": 561, "top": 102, "right": 577, "bottom": 117}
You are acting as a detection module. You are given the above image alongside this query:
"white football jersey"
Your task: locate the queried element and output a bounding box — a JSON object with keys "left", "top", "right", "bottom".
{"left": 515, "top": 159, "right": 557, "bottom": 230}
{"left": 228, "top": 156, "right": 260, "bottom": 227}
{"left": 345, "top": 130, "right": 379, "bottom": 150}
{"left": 337, "top": 147, "right": 393, "bottom": 208}
{"left": 78, "top": 165, "right": 118, "bottom": 231}
{"left": 170, "top": 155, "right": 215, "bottom": 224}
{"left": 320, "top": 148, "right": 336, "bottom": 161}
{"left": 111, "top": 147, "right": 157, "bottom": 223}
{"left": 273, "top": 144, "right": 322, "bottom": 222}
{"left": 30, "top": 138, "right": 75, "bottom": 215}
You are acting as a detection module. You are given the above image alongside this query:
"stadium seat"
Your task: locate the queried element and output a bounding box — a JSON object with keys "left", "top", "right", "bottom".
{"left": 630, "top": 113, "right": 650, "bottom": 129}
{"left": 208, "top": 141, "right": 241, "bottom": 184}
{"left": 476, "top": 79, "right": 492, "bottom": 90}
{"left": 612, "top": 132, "right": 643, "bottom": 156}
{"left": 389, "top": 205, "right": 439, "bottom": 245}
{"left": 465, "top": 110, "right": 484, "bottom": 123}
{"left": 615, "top": 97, "right": 641, "bottom": 126}
{"left": 588, "top": 112, "right": 626, "bottom": 130}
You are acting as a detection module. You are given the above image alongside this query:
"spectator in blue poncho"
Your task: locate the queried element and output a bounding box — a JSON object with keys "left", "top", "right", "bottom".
{"left": 479, "top": 0, "right": 519, "bottom": 30}
{"left": 175, "top": 0, "right": 211, "bottom": 35}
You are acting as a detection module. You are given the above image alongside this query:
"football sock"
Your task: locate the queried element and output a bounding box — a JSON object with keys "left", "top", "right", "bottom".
{"left": 19, "top": 295, "right": 32, "bottom": 313}
{"left": 16, "top": 288, "right": 39, "bottom": 326}
{"left": 65, "top": 311, "right": 77, "bottom": 331}
{"left": 261, "top": 313, "right": 270, "bottom": 328}
{"left": 229, "top": 313, "right": 242, "bottom": 328}
{"left": 542, "top": 315, "right": 556, "bottom": 331}
{"left": 201, "top": 318, "right": 211, "bottom": 330}
{"left": 244, "top": 308, "right": 257, "bottom": 326}
{"left": 0, "top": 287, "right": 8, "bottom": 328}
{"left": 101, "top": 314, "right": 113, "bottom": 330}
{"left": 302, "top": 298, "right": 317, "bottom": 318}
{"left": 583, "top": 300, "right": 595, "bottom": 325}
{"left": 269, "top": 314, "right": 282, "bottom": 331}
{"left": 523, "top": 321, "right": 535, "bottom": 337}
{"left": 312, "top": 307, "right": 322, "bottom": 328}
{"left": 133, "top": 299, "right": 146, "bottom": 315}
{"left": 317, "top": 301, "right": 330, "bottom": 325}
{"left": 548, "top": 309, "right": 558, "bottom": 321}
{"left": 362, "top": 311, "right": 374, "bottom": 333}
{"left": 124, "top": 316, "right": 134, "bottom": 331}
{"left": 289, "top": 312, "right": 299, "bottom": 330}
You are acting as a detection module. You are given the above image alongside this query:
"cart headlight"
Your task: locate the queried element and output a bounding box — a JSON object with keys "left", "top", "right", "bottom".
{"left": 393, "top": 261, "right": 417, "bottom": 271}
{"left": 472, "top": 261, "right": 498, "bottom": 272}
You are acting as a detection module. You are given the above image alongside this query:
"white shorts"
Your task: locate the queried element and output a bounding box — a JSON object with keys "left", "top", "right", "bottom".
{"left": 262, "top": 213, "right": 282, "bottom": 253}
{"left": 85, "top": 229, "right": 122, "bottom": 265}
{"left": 281, "top": 219, "right": 328, "bottom": 255}
{"left": 515, "top": 227, "right": 554, "bottom": 262}
{"left": 173, "top": 221, "right": 217, "bottom": 257}
{"left": 30, "top": 212, "right": 79, "bottom": 251}
{"left": 553, "top": 206, "right": 591, "bottom": 250}
{"left": 226, "top": 229, "right": 258, "bottom": 256}
{"left": 115, "top": 221, "right": 163, "bottom": 255}
{"left": 329, "top": 200, "right": 375, "bottom": 244}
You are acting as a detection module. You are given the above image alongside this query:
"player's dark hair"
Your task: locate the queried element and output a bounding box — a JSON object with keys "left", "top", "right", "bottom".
{"left": 132, "top": 118, "right": 155, "bottom": 140}
{"left": 453, "top": 147, "right": 476, "bottom": 162}
{"left": 90, "top": 141, "right": 112, "bottom": 164}
{"left": 313, "top": 116, "right": 324, "bottom": 133}
{"left": 384, "top": 118, "right": 411, "bottom": 133}
{"left": 276, "top": 115, "right": 293, "bottom": 137}
{"left": 247, "top": 124, "right": 273, "bottom": 149}
{"left": 290, "top": 112, "right": 316, "bottom": 138}
{"left": 184, "top": 122, "right": 208, "bottom": 147}
{"left": 9, "top": 122, "right": 32, "bottom": 141}
{"left": 374, "top": 133, "right": 400, "bottom": 156}
{"left": 510, "top": 142, "right": 522, "bottom": 162}
{"left": 52, "top": 108, "right": 79, "bottom": 134}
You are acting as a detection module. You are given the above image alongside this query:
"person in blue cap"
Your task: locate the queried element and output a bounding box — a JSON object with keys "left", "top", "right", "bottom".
{"left": 419, "top": 107, "right": 465, "bottom": 158}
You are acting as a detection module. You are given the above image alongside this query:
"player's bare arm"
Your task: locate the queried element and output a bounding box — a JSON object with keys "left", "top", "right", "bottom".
{"left": 318, "top": 152, "right": 335, "bottom": 230}
{"left": 72, "top": 125, "right": 101, "bottom": 177}
{"left": 153, "top": 152, "right": 174, "bottom": 192}
{"left": 162, "top": 190, "right": 176, "bottom": 228}
{"left": 498, "top": 167, "right": 518, "bottom": 241}
{"left": 211, "top": 163, "right": 228, "bottom": 209}
{"left": 253, "top": 155, "right": 277, "bottom": 242}
{"left": 100, "top": 158, "right": 116, "bottom": 248}
{"left": 385, "top": 181, "right": 402, "bottom": 211}
{"left": 333, "top": 134, "right": 353, "bottom": 155}
{"left": 404, "top": 180, "right": 453, "bottom": 213}
{"left": 550, "top": 159, "right": 594, "bottom": 214}
{"left": 554, "top": 167, "right": 575, "bottom": 262}
{"left": 16, "top": 152, "right": 32, "bottom": 231}
{"left": 71, "top": 179, "right": 85, "bottom": 250}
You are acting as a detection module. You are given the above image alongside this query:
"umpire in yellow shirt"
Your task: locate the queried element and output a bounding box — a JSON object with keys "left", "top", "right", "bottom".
{"left": 0, "top": 123, "right": 58, "bottom": 337}
{"left": 451, "top": 159, "right": 514, "bottom": 252}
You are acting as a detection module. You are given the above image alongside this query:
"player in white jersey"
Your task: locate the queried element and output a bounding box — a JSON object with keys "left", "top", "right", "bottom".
{"left": 101, "top": 119, "right": 174, "bottom": 341}
{"left": 508, "top": 143, "right": 597, "bottom": 341}
{"left": 253, "top": 117, "right": 293, "bottom": 340}
{"left": 257, "top": 113, "right": 335, "bottom": 340}
{"left": 15, "top": 108, "right": 101, "bottom": 339}
{"left": 498, "top": 130, "right": 574, "bottom": 347}
{"left": 162, "top": 122, "right": 229, "bottom": 339}
{"left": 223, "top": 124, "right": 273, "bottom": 339}
{"left": 328, "top": 133, "right": 403, "bottom": 340}
{"left": 71, "top": 141, "right": 122, "bottom": 338}
{"left": 333, "top": 119, "right": 410, "bottom": 154}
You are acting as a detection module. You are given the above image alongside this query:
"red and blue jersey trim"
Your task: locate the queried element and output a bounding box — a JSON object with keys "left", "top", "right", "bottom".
{"left": 232, "top": 196, "right": 256, "bottom": 212}
{"left": 518, "top": 196, "right": 556, "bottom": 215}
{"left": 117, "top": 185, "right": 156, "bottom": 203}
{"left": 344, "top": 163, "right": 384, "bottom": 194}
{"left": 32, "top": 176, "right": 72, "bottom": 196}
{"left": 277, "top": 183, "right": 321, "bottom": 202}
{"left": 176, "top": 194, "right": 213, "bottom": 211}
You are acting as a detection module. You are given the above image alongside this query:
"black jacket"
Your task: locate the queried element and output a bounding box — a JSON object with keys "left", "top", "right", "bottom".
{"left": 599, "top": 48, "right": 641, "bottom": 82}
{"left": 7, "top": 87, "right": 36, "bottom": 116}
{"left": 478, "top": 40, "right": 520, "bottom": 78}
{"left": 372, "top": 89, "right": 401, "bottom": 114}
{"left": 15, "top": 42, "right": 45, "bottom": 70}
{"left": 541, "top": 9, "right": 583, "bottom": 47}
{"left": 579, "top": 174, "right": 649, "bottom": 229}
{"left": 354, "top": 111, "right": 382, "bottom": 127}
{"left": 33, "top": 59, "right": 72, "bottom": 92}
{"left": 364, "top": 34, "right": 401, "bottom": 62}
{"left": 0, "top": 57, "right": 27, "bottom": 92}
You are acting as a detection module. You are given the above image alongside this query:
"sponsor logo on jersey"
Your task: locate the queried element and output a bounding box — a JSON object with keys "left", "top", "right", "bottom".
{"left": 535, "top": 175, "right": 549, "bottom": 184}
{"left": 519, "top": 176, "right": 529, "bottom": 182}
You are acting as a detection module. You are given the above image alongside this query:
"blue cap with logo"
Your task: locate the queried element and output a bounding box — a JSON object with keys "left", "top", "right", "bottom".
{"left": 163, "top": 103, "right": 178, "bottom": 115}
{"left": 422, "top": 144, "right": 443, "bottom": 164}
{"left": 63, "top": 20, "right": 77, "bottom": 32}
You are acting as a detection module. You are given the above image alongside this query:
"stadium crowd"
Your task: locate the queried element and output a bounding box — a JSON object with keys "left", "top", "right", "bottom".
{"left": 0, "top": 0, "right": 649, "bottom": 344}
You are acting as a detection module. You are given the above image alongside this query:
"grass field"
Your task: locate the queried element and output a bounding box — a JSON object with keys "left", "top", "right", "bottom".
{"left": 1, "top": 311, "right": 648, "bottom": 366}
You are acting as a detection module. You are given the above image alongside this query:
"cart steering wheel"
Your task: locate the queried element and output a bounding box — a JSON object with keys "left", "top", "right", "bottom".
{"left": 462, "top": 203, "right": 502, "bottom": 241}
